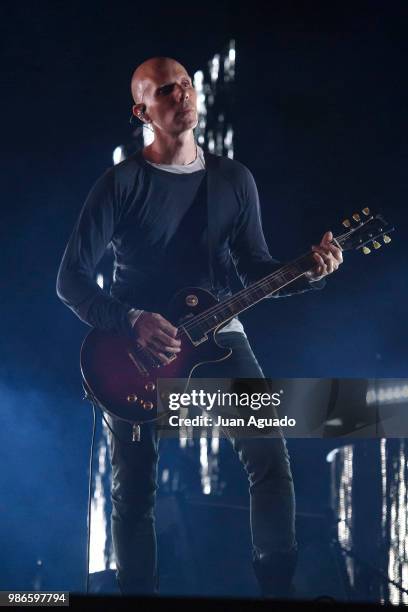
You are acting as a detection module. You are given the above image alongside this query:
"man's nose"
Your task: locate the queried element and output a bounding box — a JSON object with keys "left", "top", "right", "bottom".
{"left": 175, "top": 83, "right": 189, "bottom": 102}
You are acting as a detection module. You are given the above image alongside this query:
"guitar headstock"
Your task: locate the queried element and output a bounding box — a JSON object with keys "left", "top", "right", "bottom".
{"left": 334, "top": 207, "right": 395, "bottom": 254}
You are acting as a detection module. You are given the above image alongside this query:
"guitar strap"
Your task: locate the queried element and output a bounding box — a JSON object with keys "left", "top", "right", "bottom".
{"left": 204, "top": 151, "right": 221, "bottom": 295}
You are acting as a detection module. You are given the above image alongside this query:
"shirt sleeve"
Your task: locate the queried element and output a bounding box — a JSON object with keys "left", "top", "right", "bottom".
{"left": 229, "top": 166, "right": 325, "bottom": 297}
{"left": 56, "top": 169, "right": 133, "bottom": 334}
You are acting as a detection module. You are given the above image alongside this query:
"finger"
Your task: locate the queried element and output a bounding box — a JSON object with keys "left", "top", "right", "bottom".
{"left": 313, "top": 252, "right": 326, "bottom": 267}
{"left": 312, "top": 253, "right": 326, "bottom": 276}
{"left": 328, "top": 253, "right": 339, "bottom": 270}
{"left": 146, "top": 344, "right": 173, "bottom": 365}
{"left": 312, "top": 245, "right": 332, "bottom": 258}
{"left": 155, "top": 352, "right": 172, "bottom": 365}
{"left": 327, "top": 243, "right": 343, "bottom": 263}
{"left": 148, "top": 338, "right": 180, "bottom": 355}
{"left": 154, "top": 344, "right": 181, "bottom": 354}
{"left": 323, "top": 255, "right": 336, "bottom": 273}
{"left": 157, "top": 352, "right": 175, "bottom": 365}
{"left": 320, "top": 230, "right": 333, "bottom": 246}
{"left": 318, "top": 252, "right": 335, "bottom": 273}
{"left": 313, "top": 244, "right": 332, "bottom": 255}
{"left": 317, "top": 252, "right": 332, "bottom": 272}
{"left": 313, "top": 246, "right": 340, "bottom": 267}
{"left": 155, "top": 329, "right": 182, "bottom": 348}
{"left": 156, "top": 315, "right": 179, "bottom": 338}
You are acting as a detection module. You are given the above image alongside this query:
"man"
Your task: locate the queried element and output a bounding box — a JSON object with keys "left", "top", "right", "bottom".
{"left": 56, "top": 57, "right": 342, "bottom": 598}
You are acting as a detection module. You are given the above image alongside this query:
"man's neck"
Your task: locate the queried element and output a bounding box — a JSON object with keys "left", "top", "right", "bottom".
{"left": 143, "top": 131, "right": 197, "bottom": 165}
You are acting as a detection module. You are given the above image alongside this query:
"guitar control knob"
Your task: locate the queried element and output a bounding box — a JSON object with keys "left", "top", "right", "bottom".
{"left": 143, "top": 401, "right": 154, "bottom": 411}
{"left": 352, "top": 213, "right": 361, "bottom": 223}
{"left": 362, "top": 207, "right": 370, "bottom": 216}
{"left": 383, "top": 235, "right": 391, "bottom": 244}
{"left": 362, "top": 246, "right": 371, "bottom": 255}
{"left": 126, "top": 394, "right": 138, "bottom": 403}
{"left": 145, "top": 382, "right": 156, "bottom": 392}
{"left": 372, "top": 240, "right": 381, "bottom": 249}
{"left": 342, "top": 219, "right": 351, "bottom": 228}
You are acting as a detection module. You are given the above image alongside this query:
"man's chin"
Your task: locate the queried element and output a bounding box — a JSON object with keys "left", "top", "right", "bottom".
{"left": 174, "top": 115, "right": 198, "bottom": 132}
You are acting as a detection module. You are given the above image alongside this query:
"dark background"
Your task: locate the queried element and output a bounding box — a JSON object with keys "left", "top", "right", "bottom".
{"left": 1, "top": 0, "right": 406, "bottom": 593}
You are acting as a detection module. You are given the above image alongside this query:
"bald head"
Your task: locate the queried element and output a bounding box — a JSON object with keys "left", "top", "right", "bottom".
{"left": 131, "top": 57, "right": 188, "bottom": 104}
{"left": 130, "top": 56, "right": 198, "bottom": 138}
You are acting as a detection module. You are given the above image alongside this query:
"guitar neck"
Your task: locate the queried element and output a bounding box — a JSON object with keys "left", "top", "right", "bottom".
{"left": 183, "top": 209, "right": 395, "bottom": 337}
{"left": 191, "top": 252, "right": 316, "bottom": 335}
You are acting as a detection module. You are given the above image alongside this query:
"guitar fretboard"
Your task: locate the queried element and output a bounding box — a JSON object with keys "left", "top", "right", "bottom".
{"left": 184, "top": 253, "right": 315, "bottom": 338}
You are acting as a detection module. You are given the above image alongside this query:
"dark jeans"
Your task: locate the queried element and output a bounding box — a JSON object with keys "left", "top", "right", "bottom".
{"left": 107, "top": 332, "right": 296, "bottom": 595}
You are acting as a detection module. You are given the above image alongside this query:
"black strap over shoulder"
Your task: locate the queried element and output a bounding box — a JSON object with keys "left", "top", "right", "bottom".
{"left": 204, "top": 151, "right": 221, "bottom": 294}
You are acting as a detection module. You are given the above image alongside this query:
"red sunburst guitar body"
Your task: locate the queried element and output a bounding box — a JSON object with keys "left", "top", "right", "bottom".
{"left": 80, "top": 287, "right": 231, "bottom": 423}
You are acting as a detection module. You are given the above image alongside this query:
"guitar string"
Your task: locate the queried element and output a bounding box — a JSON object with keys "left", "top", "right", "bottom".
{"left": 144, "top": 223, "right": 373, "bottom": 360}
{"left": 180, "top": 264, "right": 306, "bottom": 334}
{"left": 180, "top": 228, "right": 355, "bottom": 335}
{"left": 181, "top": 238, "right": 348, "bottom": 334}
{"left": 140, "top": 221, "right": 381, "bottom": 361}
{"left": 182, "top": 216, "right": 385, "bottom": 333}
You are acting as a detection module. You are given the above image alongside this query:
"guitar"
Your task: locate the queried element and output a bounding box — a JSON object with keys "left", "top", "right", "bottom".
{"left": 80, "top": 208, "right": 394, "bottom": 425}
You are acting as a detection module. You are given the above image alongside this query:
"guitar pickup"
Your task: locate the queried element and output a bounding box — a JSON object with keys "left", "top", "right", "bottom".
{"left": 127, "top": 350, "right": 148, "bottom": 375}
{"left": 181, "top": 326, "right": 208, "bottom": 346}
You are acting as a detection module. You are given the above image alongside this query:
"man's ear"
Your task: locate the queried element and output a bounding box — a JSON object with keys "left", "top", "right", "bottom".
{"left": 132, "top": 103, "right": 150, "bottom": 123}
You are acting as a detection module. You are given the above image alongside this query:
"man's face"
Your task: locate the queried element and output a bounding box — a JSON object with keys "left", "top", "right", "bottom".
{"left": 134, "top": 60, "right": 198, "bottom": 136}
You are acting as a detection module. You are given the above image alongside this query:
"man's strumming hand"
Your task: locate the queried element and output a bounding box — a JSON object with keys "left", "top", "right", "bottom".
{"left": 305, "top": 231, "right": 343, "bottom": 282}
{"left": 131, "top": 311, "right": 181, "bottom": 365}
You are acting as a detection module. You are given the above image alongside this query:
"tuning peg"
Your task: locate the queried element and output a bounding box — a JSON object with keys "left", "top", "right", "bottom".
{"left": 383, "top": 235, "right": 391, "bottom": 244}
{"left": 362, "top": 246, "right": 371, "bottom": 254}
{"left": 373, "top": 240, "right": 381, "bottom": 249}
{"left": 362, "top": 207, "right": 370, "bottom": 216}
{"left": 352, "top": 213, "right": 361, "bottom": 223}
{"left": 342, "top": 219, "right": 351, "bottom": 228}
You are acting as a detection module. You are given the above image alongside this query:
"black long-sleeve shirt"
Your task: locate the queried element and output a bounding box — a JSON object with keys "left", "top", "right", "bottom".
{"left": 56, "top": 150, "right": 322, "bottom": 334}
